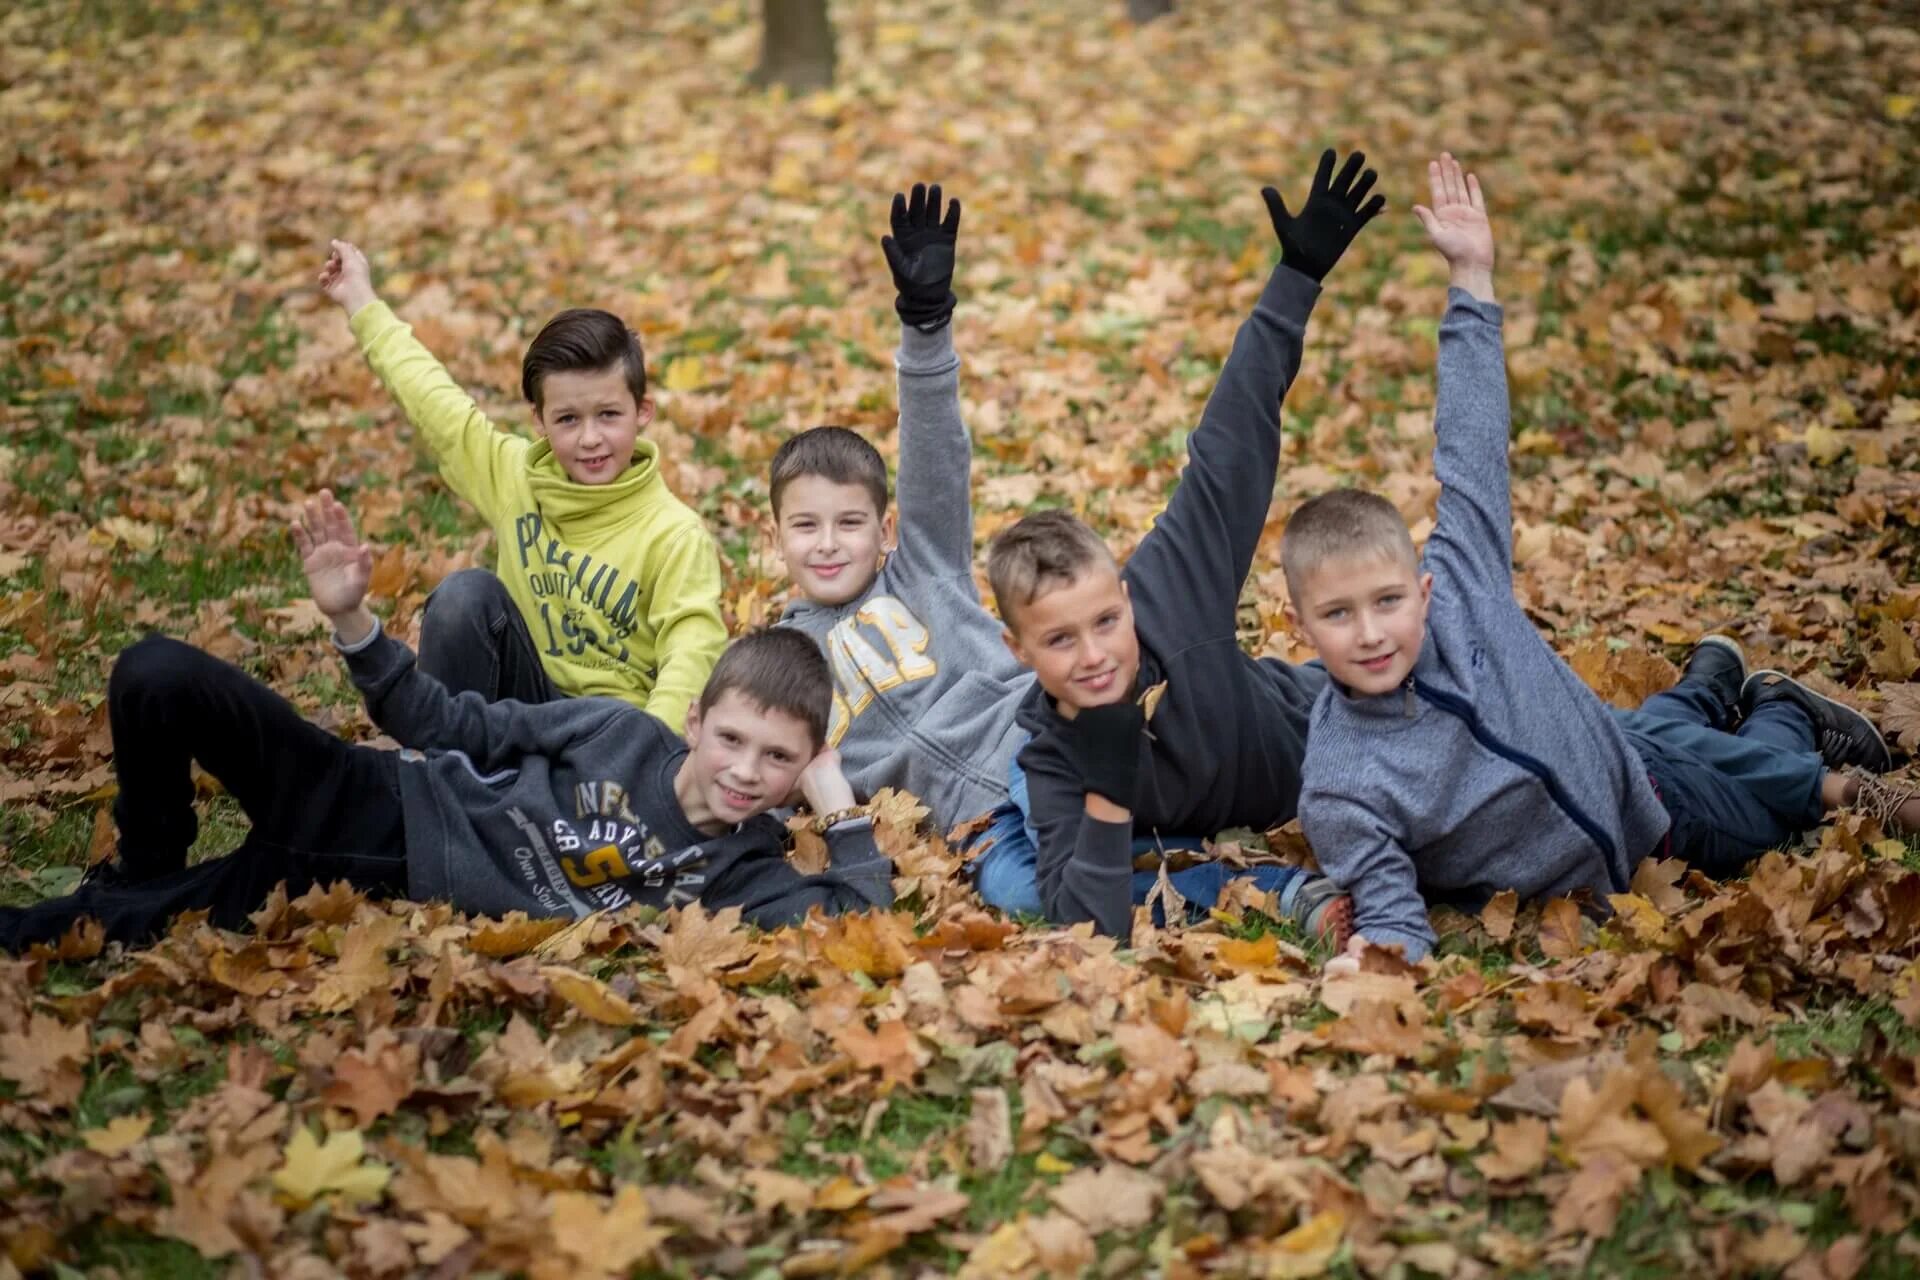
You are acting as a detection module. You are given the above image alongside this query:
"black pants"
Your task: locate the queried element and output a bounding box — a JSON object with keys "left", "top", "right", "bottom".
{"left": 0, "top": 637, "right": 408, "bottom": 952}
{"left": 418, "top": 569, "right": 559, "bottom": 704}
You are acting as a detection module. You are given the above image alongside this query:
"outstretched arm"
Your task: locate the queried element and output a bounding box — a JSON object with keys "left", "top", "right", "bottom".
{"left": 1410, "top": 154, "right": 1514, "bottom": 594}
{"left": 1125, "top": 150, "right": 1382, "bottom": 634}
{"left": 883, "top": 183, "right": 978, "bottom": 581}
{"left": 321, "top": 239, "right": 526, "bottom": 523}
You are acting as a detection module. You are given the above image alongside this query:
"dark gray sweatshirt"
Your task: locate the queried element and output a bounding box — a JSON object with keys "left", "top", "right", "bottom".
{"left": 1297, "top": 291, "right": 1669, "bottom": 960}
{"left": 338, "top": 622, "right": 893, "bottom": 927}
{"left": 780, "top": 325, "right": 1035, "bottom": 832}
{"left": 1013, "top": 263, "right": 1330, "bottom": 936}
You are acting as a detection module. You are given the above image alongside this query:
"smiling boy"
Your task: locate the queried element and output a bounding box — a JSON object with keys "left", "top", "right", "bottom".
{"left": 320, "top": 241, "right": 725, "bottom": 732}
{"left": 0, "top": 492, "right": 887, "bottom": 953}
{"left": 984, "top": 150, "right": 1385, "bottom": 939}
{"left": 1287, "top": 154, "right": 1905, "bottom": 969}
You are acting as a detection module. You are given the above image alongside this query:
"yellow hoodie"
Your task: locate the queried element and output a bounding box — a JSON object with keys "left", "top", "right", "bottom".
{"left": 349, "top": 301, "right": 725, "bottom": 732}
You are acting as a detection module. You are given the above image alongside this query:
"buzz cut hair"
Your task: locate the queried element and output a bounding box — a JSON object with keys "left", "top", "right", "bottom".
{"left": 769, "top": 427, "right": 890, "bottom": 518}
{"left": 985, "top": 509, "right": 1119, "bottom": 629}
{"left": 698, "top": 628, "right": 832, "bottom": 750}
{"left": 1280, "top": 488, "right": 1418, "bottom": 596}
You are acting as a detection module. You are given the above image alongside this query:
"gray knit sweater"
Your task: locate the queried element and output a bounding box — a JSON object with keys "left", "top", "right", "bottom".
{"left": 1297, "top": 291, "right": 1670, "bottom": 960}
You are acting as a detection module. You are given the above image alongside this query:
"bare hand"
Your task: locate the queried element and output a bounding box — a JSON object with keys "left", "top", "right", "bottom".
{"left": 1412, "top": 153, "right": 1495, "bottom": 298}
{"left": 798, "top": 747, "right": 857, "bottom": 817}
{"left": 317, "top": 239, "right": 378, "bottom": 314}
{"left": 291, "top": 490, "right": 374, "bottom": 621}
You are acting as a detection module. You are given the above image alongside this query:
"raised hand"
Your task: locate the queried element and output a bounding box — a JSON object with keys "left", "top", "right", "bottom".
{"left": 880, "top": 183, "right": 961, "bottom": 332}
{"left": 317, "top": 239, "right": 378, "bottom": 315}
{"left": 1412, "top": 153, "right": 1495, "bottom": 300}
{"left": 291, "top": 490, "right": 374, "bottom": 623}
{"left": 1261, "top": 149, "right": 1386, "bottom": 283}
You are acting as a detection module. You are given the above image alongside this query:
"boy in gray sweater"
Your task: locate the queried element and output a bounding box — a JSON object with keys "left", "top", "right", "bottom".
{"left": 0, "top": 493, "right": 890, "bottom": 952}
{"left": 1287, "top": 153, "right": 1904, "bottom": 970}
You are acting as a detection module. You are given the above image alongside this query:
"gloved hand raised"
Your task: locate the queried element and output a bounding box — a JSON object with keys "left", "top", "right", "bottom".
{"left": 1261, "top": 149, "right": 1385, "bottom": 283}
{"left": 1064, "top": 700, "right": 1145, "bottom": 810}
{"left": 881, "top": 182, "right": 961, "bottom": 332}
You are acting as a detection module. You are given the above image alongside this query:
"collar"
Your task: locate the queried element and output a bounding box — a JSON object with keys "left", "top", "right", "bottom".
{"left": 525, "top": 438, "right": 663, "bottom": 538}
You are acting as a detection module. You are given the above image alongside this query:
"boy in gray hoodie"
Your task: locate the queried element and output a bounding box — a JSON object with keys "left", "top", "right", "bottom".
{"left": 0, "top": 493, "right": 890, "bottom": 952}
{"left": 1287, "top": 153, "right": 1904, "bottom": 970}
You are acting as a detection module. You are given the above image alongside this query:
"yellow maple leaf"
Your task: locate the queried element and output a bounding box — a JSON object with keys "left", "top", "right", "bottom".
{"left": 1803, "top": 423, "right": 1847, "bottom": 465}
{"left": 81, "top": 1112, "right": 152, "bottom": 1157}
{"left": 1888, "top": 94, "right": 1916, "bottom": 121}
{"left": 661, "top": 355, "right": 706, "bottom": 392}
{"left": 272, "top": 1127, "right": 391, "bottom": 1207}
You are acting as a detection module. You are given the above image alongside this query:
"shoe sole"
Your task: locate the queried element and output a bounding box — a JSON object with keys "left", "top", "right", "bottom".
{"left": 1743, "top": 669, "right": 1894, "bottom": 773}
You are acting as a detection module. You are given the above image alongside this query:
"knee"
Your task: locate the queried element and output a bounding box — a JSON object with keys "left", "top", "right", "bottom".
{"left": 422, "top": 570, "right": 510, "bottom": 632}
{"left": 109, "top": 635, "right": 208, "bottom": 704}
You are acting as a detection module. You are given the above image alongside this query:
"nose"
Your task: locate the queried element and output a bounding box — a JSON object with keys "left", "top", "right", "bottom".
{"left": 1357, "top": 610, "right": 1384, "bottom": 647}
{"left": 579, "top": 419, "right": 604, "bottom": 446}
{"left": 817, "top": 524, "right": 839, "bottom": 553}
{"left": 1076, "top": 634, "right": 1102, "bottom": 668}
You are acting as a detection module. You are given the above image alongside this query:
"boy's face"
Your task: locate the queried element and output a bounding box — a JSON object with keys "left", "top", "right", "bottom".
{"left": 681, "top": 690, "right": 816, "bottom": 827}
{"left": 1002, "top": 566, "right": 1140, "bottom": 716}
{"left": 534, "top": 364, "right": 654, "bottom": 486}
{"left": 1286, "top": 551, "right": 1433, "bottom": 697}
{"left": 772, "top": 476, "right": 894, "bottom": 607}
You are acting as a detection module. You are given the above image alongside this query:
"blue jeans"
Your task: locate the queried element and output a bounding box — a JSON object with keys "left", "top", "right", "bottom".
{"left": 1615, "top": 679, "right": 1826, "bottom": 879}
{"left": 968, "top": 746, "right": 1311, "bottom": 922}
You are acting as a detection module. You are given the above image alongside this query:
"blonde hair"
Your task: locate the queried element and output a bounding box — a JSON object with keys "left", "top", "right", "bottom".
{"left": 985, "top": 510, "right": 1118, "bottom": 629}
{"left": 1281, "top": 489, "right": 1417, "bottom": 595}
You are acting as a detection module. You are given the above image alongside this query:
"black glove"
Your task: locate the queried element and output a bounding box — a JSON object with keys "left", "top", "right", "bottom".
{"left": 1064, "top": 701, "right": 1145, "bottom": 809}
{"left": 1261, "top": 149, "right": 1385, "bottom": 283}
{"left": 880, "top": 182, "right": 961, "bottom": 332}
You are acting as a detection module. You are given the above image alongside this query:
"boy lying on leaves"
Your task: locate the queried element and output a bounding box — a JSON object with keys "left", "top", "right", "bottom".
{"left": 0, "top": 493, "right": 891, "bottom": 954}
{"left": 1283, "top": 153, "right": 1911, "bottom": 973}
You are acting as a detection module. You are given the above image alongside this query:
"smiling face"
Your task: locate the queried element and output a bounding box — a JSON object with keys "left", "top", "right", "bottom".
{"left": 1003, "top": 565, "right": 1140, "bottom": 716}
{"left": 676, "top": 690, "right": 817, "bottom": 833}
{"left": 533, "top": 364, "right": 653, "bottom": 485}
{"left": 1286, "top": 551, "right": 1433, "bottom": 697}
{"left": 772, "top": 475, "right": 894, "bottom": 607}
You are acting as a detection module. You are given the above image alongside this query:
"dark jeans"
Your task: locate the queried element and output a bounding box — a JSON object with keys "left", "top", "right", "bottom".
{"left": 0, "top": 637, "right": 408, "bottom": 952}
{"left": 418, "top": 569, "right": 558, "bottom": 704}
{"left": 1615, "top": 678, "right": 1827, "bottom": 879}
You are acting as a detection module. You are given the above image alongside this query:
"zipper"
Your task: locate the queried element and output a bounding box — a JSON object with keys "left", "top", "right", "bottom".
{"left": 1410, "top": 677, "right": 1619, "bottom": 867}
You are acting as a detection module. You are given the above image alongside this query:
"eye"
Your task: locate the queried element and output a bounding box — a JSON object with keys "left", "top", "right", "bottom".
{"left": 1046, "top": 633, "right": 1072, "bottom": 649}
{"left": 1096, "top": 611, "right": 1118, "bottom": 630}
{"left": 768, "top": 750, "right": 793, "bottom": 765}
{"left": 556, "top": 413, "right": 576, "bottom": 425}
{"left": 1324, "top": 607, "right": 1348, "bottom": 621}
{"left": 1379, "top": 593, "right": 1403, "bottom": 607}
{"left": 718, "top": 730, "right": 741, "bottom": 746}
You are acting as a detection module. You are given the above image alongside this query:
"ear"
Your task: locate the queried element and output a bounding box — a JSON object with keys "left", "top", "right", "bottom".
{"left": 681, "top": 699, "right": 703, "bottom": 746}
{"left": 1418, "top": 571, "right": 1435, "bottom": 607}
{"left": 1001, "top": 625, "right": 1029, "bottom": 668}
{"left": 636, "top": 395, "right": 656, "bottom": 429}
{"left": 879, "top": 506, "right": 899, "bottom": 555}
{"left": 530, "top": 403, "right": 550, "bottom": 439}
{"left": 1282, "top": 601, "right": 1302, "bottom": 632}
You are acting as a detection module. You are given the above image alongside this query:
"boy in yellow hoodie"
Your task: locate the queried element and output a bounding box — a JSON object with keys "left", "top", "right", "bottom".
{"left": 319, "top": 240, "right": 725, "bottom": 732}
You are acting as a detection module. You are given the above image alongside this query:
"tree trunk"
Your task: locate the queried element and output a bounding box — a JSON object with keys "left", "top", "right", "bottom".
{"left": 1127, "top": 0, "right": 1174, "bottom": 21}
{"left": 752, "top": 0, "right": 836, "bottom": 93}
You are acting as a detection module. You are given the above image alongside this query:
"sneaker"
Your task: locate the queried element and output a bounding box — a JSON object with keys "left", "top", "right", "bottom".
{"left": 1288, "top": 875, "right": 1354, "bottom": 950}
{"left": 1681, "top": 635, "right": 1748, "bottom": 729}
{"left": 1743, "top": 670, "right": 1894, "bottom": 773}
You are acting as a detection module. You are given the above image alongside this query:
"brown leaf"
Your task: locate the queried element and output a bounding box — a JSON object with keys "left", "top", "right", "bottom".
{"left": 1537, "top": 898, "right": 1586, "bottom": 960}
{"left": 1476, "top": 1116, "right": 1550, "bottom": 1181}
{"left": 1482, "top": 889, "right": 1519, "bottom": 941}
{"left": 1050, "top": 1163, "right": 1164, "bottom": 1233}
{"left": 968, "top": 1087, "right": 1013, "bottom": 1172}
{"left": 322, "top": 1039, "right": 419, "bottom": 1127}
{"left": 0, "top": 1012, "right": 89, "bottom": 1105}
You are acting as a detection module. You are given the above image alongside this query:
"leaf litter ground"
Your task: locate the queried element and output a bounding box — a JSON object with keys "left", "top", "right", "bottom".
{"left": 3, "top": 0, "right": 1920, "bottom": 1276}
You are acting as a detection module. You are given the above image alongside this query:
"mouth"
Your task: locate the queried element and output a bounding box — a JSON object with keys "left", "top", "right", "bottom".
{"left": 1357, "top": 653, "right": 1397, "bottom": 673}
{"left": 1075, "top": 669, "right": 1118, "bottom": 693}
{"left": 809, "top": 563, "right": 848, "bottom": 579}
{"left": 575, "top": 454, "right": 613, "bottom": 475}
{"left": 716, "top": 783, "right": 758, "bottom": 811}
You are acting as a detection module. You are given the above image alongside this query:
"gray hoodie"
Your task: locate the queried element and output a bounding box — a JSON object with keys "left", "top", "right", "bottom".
{"left": 1297, "top": 291, "right": 1670, "bottom": 960}
{"left": 339, "top": 622, "right": 893, "bottom": 927}
{"left": 779, "top": 325, "right": 1033, "bottom": 832}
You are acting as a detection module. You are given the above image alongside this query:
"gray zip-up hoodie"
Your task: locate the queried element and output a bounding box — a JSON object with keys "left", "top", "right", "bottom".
{"left": 779, "top": 324, "right": 1034, "bottom": 832}
{"left": 339, "top": 622, "right": 894, "bottom": 927}
{"left": 1297, "top": 290, "right": 1669, "bottom": 961}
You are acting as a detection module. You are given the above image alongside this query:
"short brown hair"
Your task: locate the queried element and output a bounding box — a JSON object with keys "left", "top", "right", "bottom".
{"left": 770, "top": 427, "right": 889, "bottom": 517}
{"left": 985, "top": 509, "right": 1118, "bottom": 628}
{"left": 698, "top": 628, "right": 832, "bottom": 749}
{"left": 521, "top": 308, "right": 648, "bottom": 410}
{"left": 1280, "top": 489, "right": 1417, "bottom": 595}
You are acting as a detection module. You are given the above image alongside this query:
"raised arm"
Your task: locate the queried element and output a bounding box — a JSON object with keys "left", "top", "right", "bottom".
{"left": 320, "top": 239, "right": 526, "bottom": 524}
{"left": 1124, "top": 150, "right": 1382, "bottom": 633}
{"left": 294, "top": 491, "right": 629, "bottom": 769}
{"left": 882, "top": 183, "right": 977, "bottom": 580}
{"left": 1411, "top": 155, "right": 1514, "bottom": 594}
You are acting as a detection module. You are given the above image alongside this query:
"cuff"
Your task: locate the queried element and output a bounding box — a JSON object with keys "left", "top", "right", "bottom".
{"left": 1260, "top": 261, "right": 1324, "bottom": 317}
{"left": 895, "top": 322, "right": 959, "bottom": 375}
{"left": 347, "top": 299, "right": 400, "bottom": 345}
{"left": 333, "top": 615, "right": 384, "bottom": 654}
{"left": 1444, "top": 288, "right": 1504, "bottom": 324}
